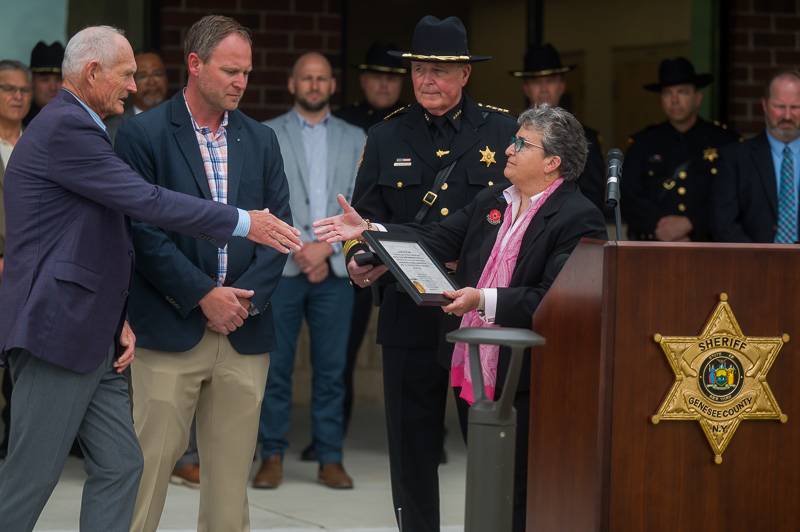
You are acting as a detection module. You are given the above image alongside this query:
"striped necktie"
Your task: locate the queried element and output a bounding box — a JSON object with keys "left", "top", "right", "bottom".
{"left": 775, "top": 145, "right": 797, "bottom": 243}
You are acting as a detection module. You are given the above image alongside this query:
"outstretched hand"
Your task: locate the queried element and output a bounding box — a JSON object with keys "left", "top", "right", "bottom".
{"left": 313, "top": 195, "right": 367, "bottom": 243}
{"left": 247, "top": 209, "right": 302, "bottom": 253}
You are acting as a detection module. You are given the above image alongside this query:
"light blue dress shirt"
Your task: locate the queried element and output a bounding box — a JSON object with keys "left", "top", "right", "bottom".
{"left": 295, "top": 110, "right": 329, "bottom": 231}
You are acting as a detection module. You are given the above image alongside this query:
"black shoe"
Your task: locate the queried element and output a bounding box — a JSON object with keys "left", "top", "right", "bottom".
{"left": 300, "top": 443, "right": 317, "bottom": 462}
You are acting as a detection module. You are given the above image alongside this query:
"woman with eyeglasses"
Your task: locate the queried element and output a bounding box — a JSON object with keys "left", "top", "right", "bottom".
{"left": 314, "top": 103, "right": 606, "bottom": 532}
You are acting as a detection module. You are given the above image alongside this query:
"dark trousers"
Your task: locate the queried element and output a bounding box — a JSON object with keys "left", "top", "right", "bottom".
{"left": 383, "top": 346, "right": 449, "bottom": 532}
{"left": 0, "top": 347, "right": 143, "bottom": 532}
{"left": 454, "top": 387, "right": 530, "bottom": 532}
{"left": 343, "top": 285, "right": 373, "bottom": 433}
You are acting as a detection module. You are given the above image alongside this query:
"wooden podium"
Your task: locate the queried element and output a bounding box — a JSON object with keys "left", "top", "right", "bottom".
{"left": 527, "top": 240, "right": 799, "bottom": 532}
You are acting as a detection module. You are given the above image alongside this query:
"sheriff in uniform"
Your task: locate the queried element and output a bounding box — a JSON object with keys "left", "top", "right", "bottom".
{"left": 622, "top": 57, "right": 740, "bottom": 241}
{"left": 343, "top": 15, "right": 517, "bottom": 532}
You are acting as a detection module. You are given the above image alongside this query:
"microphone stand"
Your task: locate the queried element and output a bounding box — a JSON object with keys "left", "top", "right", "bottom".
{"left": 608, "top": 198, "right": 623, "bottom": 242}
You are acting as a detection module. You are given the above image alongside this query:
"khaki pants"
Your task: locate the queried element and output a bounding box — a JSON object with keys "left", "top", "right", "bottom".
{"left": 130, "top": 331, "right": 269, "bottom": 532}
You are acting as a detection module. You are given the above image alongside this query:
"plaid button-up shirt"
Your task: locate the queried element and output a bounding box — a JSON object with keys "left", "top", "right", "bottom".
{"left": 186, "top": 96, "right": 230, "bottom": 286}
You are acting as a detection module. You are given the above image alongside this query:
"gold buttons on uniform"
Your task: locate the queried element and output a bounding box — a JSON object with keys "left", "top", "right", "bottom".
{"left": 440, "top": 207, "right": 449, "bottom": 216}
{"left": 441, "top": 183, "right": 449, "bottom": 190}
{"left": 678, "top": 203, "right": 687, "bottom": 212}
{"left": 678, "top": 187, "right": 686, "bottom": 195}
{"left": 678, "top": 171, "right": 687, "bottom": 179}
{"left": 488, "top": 180, "right": 494, "bottom": 186}
{"left": 396, "top": 181, "right": 403, "bottom": 188}
{"left": 711, "top": 168, "right": 718, "bottom": 175}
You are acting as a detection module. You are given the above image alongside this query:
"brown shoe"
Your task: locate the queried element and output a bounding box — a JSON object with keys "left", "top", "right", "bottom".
{"left": 252, "top": 455, "right": 282, "bottom": 489}
{"left": 317, "top": 463, "right": 354, "bottom": 489}
{"left": 170, "top": 463, "right": 200, "bottom": 489}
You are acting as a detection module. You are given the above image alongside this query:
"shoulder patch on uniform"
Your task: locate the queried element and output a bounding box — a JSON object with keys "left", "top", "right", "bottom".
{"left": 477, "top": 103, "right": 512, "bottom": 115}
{"left": 383, "top": 105, "right": 411, "bottom": 121}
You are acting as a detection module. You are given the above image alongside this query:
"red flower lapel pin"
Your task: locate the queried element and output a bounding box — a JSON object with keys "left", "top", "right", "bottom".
{"left": 487, "top": 209, "right": 502, "bottom": 225}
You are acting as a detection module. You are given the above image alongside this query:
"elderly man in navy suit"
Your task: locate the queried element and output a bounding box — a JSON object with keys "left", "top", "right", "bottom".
{"left": 0, "top": 25, "right": 300, "bottom": 532}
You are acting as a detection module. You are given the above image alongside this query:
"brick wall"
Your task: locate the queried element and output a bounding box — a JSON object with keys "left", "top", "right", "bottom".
{"left": 726, "top": 0, "right": 800, "bottom": 136}
{"left": 159, "top": 0, "right": 343, "bottom": 121}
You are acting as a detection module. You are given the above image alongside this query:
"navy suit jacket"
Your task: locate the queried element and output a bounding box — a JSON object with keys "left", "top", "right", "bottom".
{"left": 115, "top": 92, "right": 291, "bottom": 354}
{"left": 711, "top": 132, "right": 790, "bottom": 242}
{"left": 0, "top": 90, "right": 238, "bottom": 373}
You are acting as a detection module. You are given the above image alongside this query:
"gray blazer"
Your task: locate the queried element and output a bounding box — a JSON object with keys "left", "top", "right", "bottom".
{"left": 265, "top": 111, "right": 365, "bottom": 278}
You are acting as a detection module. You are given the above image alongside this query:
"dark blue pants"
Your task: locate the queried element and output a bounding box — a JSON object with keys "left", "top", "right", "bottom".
{"left": 258, "top": 274, "right": 353, "bottom": 464}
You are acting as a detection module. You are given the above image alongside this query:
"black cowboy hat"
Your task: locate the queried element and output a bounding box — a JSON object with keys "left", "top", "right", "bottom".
{"left": 510, "top": 43, "right": 575, "bottom": 78}
{"left": 357, "top": 42, "right": 407, "bottom": 75}
{"left": 643, "top": 57, "right": 714, "bottom": 92}
{"left": 30, "top": 41, "right": 65, "bottom": 74}
{"left": 388, "top": 15, "right": 491, "bottom": 63}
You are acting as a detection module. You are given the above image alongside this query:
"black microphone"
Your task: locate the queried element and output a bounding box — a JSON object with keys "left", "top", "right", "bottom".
{"left": 605, "top": 148, "right": 623, "bottom": 208}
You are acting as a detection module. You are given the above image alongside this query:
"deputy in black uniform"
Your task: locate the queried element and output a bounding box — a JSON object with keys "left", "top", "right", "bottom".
{"left": 511, "top": 43, "right": 607, "bottom": 215}
{"left": 622, "top": 57, "right": 740, "bottom": 241}
{"left": 22, "top": 41, "right": 64, "bottom": 126}
{"left": 343, "top": 16, "right": 517, "bottom": 532}
{"left": 335, "top": 42, "right": 407, "bottom": 132}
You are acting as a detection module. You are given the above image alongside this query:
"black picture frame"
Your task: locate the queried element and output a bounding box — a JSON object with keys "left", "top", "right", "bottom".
{"left": 363, "top": 231, "right": 458, "bottom": 306}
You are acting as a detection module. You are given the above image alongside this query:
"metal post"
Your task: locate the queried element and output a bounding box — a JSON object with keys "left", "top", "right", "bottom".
{"left": 446, "top": 327, "right": 545, "bottom": 532}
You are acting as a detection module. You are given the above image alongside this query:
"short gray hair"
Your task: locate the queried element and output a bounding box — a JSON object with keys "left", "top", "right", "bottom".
{"left": 517, "top": 104, "right": 588, "bottom": 182}
{"left": 0, "top": 59, "right": 31, "bottom": 82}
{"left": 184, "top": 15, "right": 252, "bottom": 63}
{"left": 62, "top": 26, "right": 126, "bottom": 79}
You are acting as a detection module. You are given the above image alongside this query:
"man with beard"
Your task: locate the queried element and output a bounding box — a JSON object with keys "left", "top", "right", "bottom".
{"left": 23, "top": 41, "right": 63, "bottom": 126}
{"left": 711, "top": 70, "right": 800, "bottom": 242}
{"left": 252, "top": 52, "right": 364, "bottom": 490}
{"left": 622, "top": 57, "right": 739, "bottom": 241}
{"left": 105, "top": 51, "right": 169, "bottom": 143}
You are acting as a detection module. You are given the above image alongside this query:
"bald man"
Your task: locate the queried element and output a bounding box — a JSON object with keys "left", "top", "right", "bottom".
{"left": 252, "top": 52, "right": 364, "bottom": 490}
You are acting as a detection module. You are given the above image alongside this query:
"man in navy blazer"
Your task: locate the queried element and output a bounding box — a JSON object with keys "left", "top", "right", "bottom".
{"left": 0, "top": 25, "right": 299, "bottom": 532}
{"left": 115, "top": 16, "right": 293, "bottom": 532}
{"left": 711, "top": 70, "right": 800, "bottom": 243}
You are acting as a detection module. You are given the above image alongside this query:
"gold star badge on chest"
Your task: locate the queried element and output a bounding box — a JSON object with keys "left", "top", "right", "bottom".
{"left": 651, "top": 293, "right": 788, "bottom": 464}
{"left": 479, "top": 145, "right": 496, "bottom": 167}
{"left": 703, "top": 147, "right": 719, "bottom": 162}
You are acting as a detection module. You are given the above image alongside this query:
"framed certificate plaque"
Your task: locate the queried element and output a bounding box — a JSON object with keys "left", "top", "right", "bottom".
{"left": 363, "top": 231, "right": 458, "bottom": 306}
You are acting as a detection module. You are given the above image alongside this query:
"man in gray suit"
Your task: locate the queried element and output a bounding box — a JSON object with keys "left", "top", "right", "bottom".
{"left": 253, "top": 52, "right": 365, "bottom": 490}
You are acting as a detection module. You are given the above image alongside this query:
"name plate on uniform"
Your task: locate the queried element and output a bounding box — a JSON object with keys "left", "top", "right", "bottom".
{"left": 363, "top": 231, "right": 457, "bottom": 306}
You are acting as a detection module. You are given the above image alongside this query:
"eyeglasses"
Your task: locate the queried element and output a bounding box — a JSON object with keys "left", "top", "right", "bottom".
{"left": 509, "top": 135, "right": 544, "bottom": 153}
{"left": 0, "top": 84, "right": 32, "bottom": 96}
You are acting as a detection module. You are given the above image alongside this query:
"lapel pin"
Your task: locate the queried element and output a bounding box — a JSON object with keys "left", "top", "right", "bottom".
{"left": 487, "top": 209, "right": 502, "bottom": 225}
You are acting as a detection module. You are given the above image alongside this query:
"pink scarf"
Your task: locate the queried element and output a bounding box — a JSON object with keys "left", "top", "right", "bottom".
{"left": 451, "top": 178, "right": 564, "bottom": 404}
